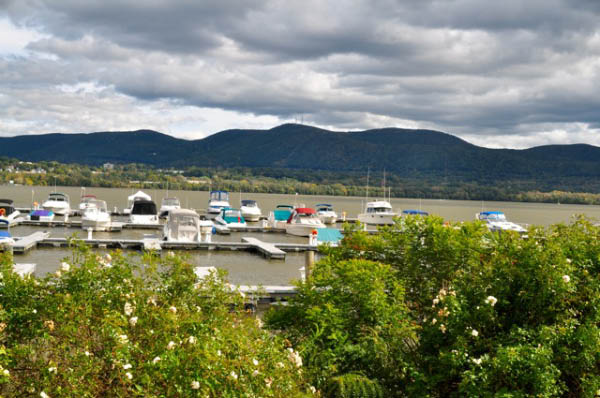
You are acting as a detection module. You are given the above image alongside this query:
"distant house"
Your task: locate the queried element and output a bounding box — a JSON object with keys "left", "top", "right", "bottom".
{"left": 103, "top": 163, "right": 115, "bottom": 170}
{"left": 31, "top": 168, "right": 46, "bottom": 174}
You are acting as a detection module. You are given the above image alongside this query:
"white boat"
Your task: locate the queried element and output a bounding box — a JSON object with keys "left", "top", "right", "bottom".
{"left": 28, "top": 209, "right": 55, "bottom": 222}
{"left": 476, "top": 211, "right": 526, "bottom": 233}
{"left": 159, "top": 197, "right": 181, "bottom": 219}
{"left": 240, "top": 199, "right": 262, "bottom": 222}
{"left": 163, "top": 208, "right": 214, "bottom": 242}
{"left": 285, "top": 207, "right": 326, "bottom": 237}
{"left": 81, "top": 199, "right": 112, "bottom": 231}
{"left": 123, "top": 191, "right": 152, "bottom": 215}
{"left": 0, "top": 199, "right": 20, "bottom": 222}
{"left": 42, "top": 192, "right": 71, "bottom": 216}
{"left": 207, "top": 191, "right": 230, "bottom": 217}
{"left": 316, "top": 203, "right": 338, "bottom": 224}
{"left": 357, "top": 201, "right": 397, "bottom": 225}
{"left": 214, "top": 208, "right": 246, "bottom": 228}
{"left": 79, "top": 194, "right": 97, "bottom": 211}
{"left": 129, "top": 199, "right": 159, "bottom": 225}
{"left": 267, "top": 205, "right": 295, "bottom": 229}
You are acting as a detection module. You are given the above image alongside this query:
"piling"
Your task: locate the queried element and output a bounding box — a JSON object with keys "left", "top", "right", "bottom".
{"left": 304, "top": 250, "right": 314, "bottom": 280}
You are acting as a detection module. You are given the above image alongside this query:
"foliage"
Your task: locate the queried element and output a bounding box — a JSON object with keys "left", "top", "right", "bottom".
{"left": 0, "top": 248, "right": 312, "bottom": 397}
{"left": 324, "top": 373, "right": 384, "bottom": 398}
{"left": 268, "top": 215, "right": 600, "bottom": 397}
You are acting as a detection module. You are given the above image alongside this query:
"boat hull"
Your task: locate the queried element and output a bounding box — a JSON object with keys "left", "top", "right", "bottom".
{"left": 241, "top": 208, "right": 261, "bottom": 222}
{"left": 285, "top": 223, "right": 326, "bottom": 237}
{"left": 357, "top": 213, "right": 397, "bottom": 225}
{"left": 81, "top": 218, "right": 112, "bottom": 232}
{"left": 42, "top": 203, "right": 70, "bottom": 216}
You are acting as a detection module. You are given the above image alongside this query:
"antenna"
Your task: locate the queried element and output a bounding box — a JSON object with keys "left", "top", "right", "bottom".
{"left": 365, "top": 167, "right": 370, "bottom": 207}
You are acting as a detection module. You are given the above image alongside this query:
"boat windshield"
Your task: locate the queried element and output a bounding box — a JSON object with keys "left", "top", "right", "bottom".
{"left": 174, "top": 215, "right": 198, "bottom": 227}
{"left": 480, "top": 212, "right": 506, "bottom": 221}
{"left": 0, "top": 205, "right": 15, "bottom": 216}
{"left": 367, "top": 207, "right": 391, "bottom": 213}
{"left": 224, "top": 210, "right": 242, "bottom": 218}
{"left": 241, "top": 200, "right": 257, "bottom": 207}
{"left": 210, "top": 191, "right": 229, "bottom": 201}
{"left": 132, "top": 202, "right": 157, "bottom": 215}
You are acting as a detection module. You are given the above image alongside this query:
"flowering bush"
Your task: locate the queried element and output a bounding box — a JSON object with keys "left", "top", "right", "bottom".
{"left": 0, "top": 245, "right": 312, "bottom": 397}
{"left": 269, "top": 216, "right": 600, "bottom": 397}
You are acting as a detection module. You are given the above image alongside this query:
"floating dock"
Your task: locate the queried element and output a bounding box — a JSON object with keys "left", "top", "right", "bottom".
{"left": 12, "top": 231, "right": 51, "bottom": 254}
{"left": 241, "top": 237, "right": 286, "bottom": 259}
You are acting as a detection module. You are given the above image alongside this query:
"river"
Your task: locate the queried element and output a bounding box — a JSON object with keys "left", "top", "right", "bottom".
{"left": 2, "top": 185, "right": 600, "bottom": 284}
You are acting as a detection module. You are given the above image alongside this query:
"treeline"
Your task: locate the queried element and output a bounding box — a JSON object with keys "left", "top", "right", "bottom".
{"left": 2, "top": 158, "right": 600, "bottom": 205}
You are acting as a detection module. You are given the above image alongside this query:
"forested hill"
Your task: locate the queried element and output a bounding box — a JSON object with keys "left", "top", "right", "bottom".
{"left": 2, "top": 123, "right": 600, "bottom": 180}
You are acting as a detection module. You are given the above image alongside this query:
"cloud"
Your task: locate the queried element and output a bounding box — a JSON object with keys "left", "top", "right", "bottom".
{"left": 1, "top": 0, "right": 600, "bottom": 147}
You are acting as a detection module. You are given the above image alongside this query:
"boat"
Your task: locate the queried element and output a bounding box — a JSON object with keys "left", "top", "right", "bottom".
{"left": 316, "top": 204, "right": 338, "bottom": 224}
{"left": 214, "top": 208, "right": 246, "bottom": 228}
{"left": 129, "top": 199, "right": 159, "bottom": 225}
{"left": 81, "top": 199, "right": 112, "bottom": 231}
{"left": 267, "top": 205, "right": 295, "bottom": 229}
{"left": 28, "top": 209, "right": 55, "bottom": 222}
{"left": 163, "top": 208, "right": 213, "bottom": 242}
{"left": 79, "top": 194, "right": 97, "bottom": 211}
{"left": 123, "top": 191, "right": 152, "bottom": 215}
{"left": 159, "top": 197, "right": 181, "bottom": 219}
{"left": 476, "top": 211, "right": 526, "bottom": 233}
{"left": 0, "top": 199, "right": 20, "bottom": 222}
{"left": 285, "top": 207, "right": 326, "bottom": 237}
{"left": 41, "top": 192, "right": 70, "bottom": 216}
{"left": 240, "top": 200, "right": 262, "bottom": 222}
{"left": 357, "top": 201, "right": 398, "bottom": 225}
{"left": 0, "top": 220, "right": 14, "bottom": 245}
{"left": 207, "top": 191, "right": 230, "bottom": 217}
{"left": 402, "top": 209, "right": 429, "bottom": 216}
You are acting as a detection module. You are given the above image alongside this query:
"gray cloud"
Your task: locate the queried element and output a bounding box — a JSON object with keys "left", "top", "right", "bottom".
{"left": 1, "top": 0, "right": 600, "bottom": 147}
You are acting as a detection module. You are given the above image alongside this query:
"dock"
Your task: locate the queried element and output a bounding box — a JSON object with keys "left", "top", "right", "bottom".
{"left": 242, "top": 237, "right": 286, "bottom": 259}
{"left": 12, "top": 231, "right": 51, "bottom": 254}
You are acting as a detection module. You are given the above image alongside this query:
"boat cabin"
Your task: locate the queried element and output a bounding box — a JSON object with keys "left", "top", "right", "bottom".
{"left": 0, "top": 199, "right": 17, "bottom": 218}
{"left": 219, "top": 208, "right": 245, "bottom": 224}
{"left": 287, "top": 207, "right": 318, "bottom": 223}
{"left": 47, "top": 192, "right": 69, "bottom": 202}
{"left": 316, "top": 204, "right": 334, "bottom": 211}
{"left": 241, "top": 199, "right": 258, "bottom": 208}
{"left": 210, "top": 191, "right": 229, "bottom": 202}
{"left": 164, "top": 209, "right": 201, "bottom": 241}
{"left": 131, "top": 200, "right": 157, "bottom": 216}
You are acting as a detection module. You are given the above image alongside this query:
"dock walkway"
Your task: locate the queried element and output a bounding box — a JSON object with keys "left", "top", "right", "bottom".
{"left": 241, "top": 237, "right": 286, "bottom": 259}
{"left": 12, "top": 231, "right": 51, "bottom": 254}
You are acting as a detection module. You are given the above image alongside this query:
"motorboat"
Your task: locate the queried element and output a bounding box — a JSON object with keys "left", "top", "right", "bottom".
{"left": 163, "top": 208, "right": 213, "bottom": 242}
{"left": 123, "top": 190, "right": 152, "bottom": 215}
{"left": 0, "top": 220, "right": 14, "bottom": 245}
{"left": 316, "top": 204, "right": 338, "bottom": 224}
{"left": 79, "top": 194, "right": 97, "bottom": 211}
{"left": 159, "top": 197, "right": 181, "bottom": 219}
{"left": 357, "top": 201, "right": 397, "bottom": 225}
{"left": 267, "top": 205, "right": 295, "bottom": 229}
{"left": 476, "top": 211, "right": 526, "bottom": 233}
{"left": 28, "top": 209, "right": 55, "bottom": 222}
{"left": 81, "top": 199, "right": 112, "bottom": 231}
{"left": 402, "top": 209, "right": 429, "bottom": 216}
{"left": 42, "top": 192, "right": 71, "bottom": 216}
{"left": 0, "top": 199, "right": 20, "bottom": 222}
{"left": 207, "top": 191, "right": 230, "bottom": 217}
{"left": 285, "top": 207, "right": 326, "bottom": 237}
{"left": 129, "top": 199, "right": 159, "bottom": 225}
{"left": 240, "top": 200, "right": 262, "bottom": 222}
{"left": 214, "top": 208, "right": 246, "bottom": 228}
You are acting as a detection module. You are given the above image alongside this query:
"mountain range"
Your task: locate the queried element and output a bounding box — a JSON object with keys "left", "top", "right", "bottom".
{"left": 2, "top": 124, "right": 600, "bottom": 181}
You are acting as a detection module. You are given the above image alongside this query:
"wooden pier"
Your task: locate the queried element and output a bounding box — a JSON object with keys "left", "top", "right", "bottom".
{"left": 12, "top": 231, "right": 51, "bottom": 254}
{"left": 242, "top": 237, "right": 286, "bottom": 259}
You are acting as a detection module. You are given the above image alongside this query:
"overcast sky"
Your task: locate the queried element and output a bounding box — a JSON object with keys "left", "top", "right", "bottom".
{"left": 1, "top": 0, "right": 599, "bottom": 148}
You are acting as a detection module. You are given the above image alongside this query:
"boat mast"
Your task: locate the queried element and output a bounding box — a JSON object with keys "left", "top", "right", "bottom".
{"left": 365, "top": 167, "right": 370, "bottom": 207}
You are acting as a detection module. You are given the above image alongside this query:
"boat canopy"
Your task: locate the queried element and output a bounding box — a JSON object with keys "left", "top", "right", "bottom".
{"left": 241, "top": 200, "right": 257, "bottom": 206}
{"left": 273, "top": 209, "right": 292, "bottom": 221}
{"left": 0, "top": 202, "right": 16, "bottom": 216}
{"left": 210, "top": 191, "right": 229, "bottom": 201}
{"left": 0, "top": 199, "right": 14, "bottom": 204}
{"left": 402, "top": 210, "right": 428, "bottom": 216}
{"left": 128, "top": 190, "right": 151, "bottom": 201}
{"left": 81, "top": 194, "right": 97, "bottom": 199}
{"left": 131, "top": 200, "right": 157, "bottom": 215}
{"left": 31, "top": 209, "right": 53, "bottom": 216}
{"left": 315, "top": 204, "right": 332, "bottom": 207}
{"left": 48, "top": 193, "right": 69, "bottom": 201}
{"left": 168, "top": 209, "right": 199, "bottom": 226}
{"left": 276, "top": 205, "right": 294, "bottom": 209}
{"left": 287, "top": 208, "right": 317, "bottom": 223}
{"left": 220, "top": 208, "right": 245, "bottom": 224}
{"left": 87, "top": 199, "right": 108, "bottom": 211}
{"left": 478, "top": 211, "right": 506, "bottom": 221}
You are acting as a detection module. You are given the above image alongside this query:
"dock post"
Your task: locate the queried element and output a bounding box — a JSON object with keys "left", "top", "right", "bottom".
{"left": 304, "top": 250, "right": 314, "bottom": 280}
{"left": 342, "top": 211, "right": 346, "bottom": 221}
{"left": 87, "top": 227, "right": 93, "bottom": 240}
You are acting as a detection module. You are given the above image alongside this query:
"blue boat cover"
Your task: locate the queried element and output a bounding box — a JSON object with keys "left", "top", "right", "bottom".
{"left": 317, "top": 228, "right": 343, "bottom": 243}
{"left": 480, "top": 211, "right": 504, "bottom": 215}
{"left": 31, "top": 210, "right": 52, "bottom": 216}
{"left": 273, "top": 210, "right": 292, "bottom": 221}
{"left": 0, "top": 231, "right": 11, "bottom": 238}
{"left": 402, "top": 210, "right": 429, "bottom": 215}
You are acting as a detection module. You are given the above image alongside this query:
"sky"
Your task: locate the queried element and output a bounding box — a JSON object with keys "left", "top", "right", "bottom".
{"left": 1, "top": 0, "right": 599, "bottom": 149}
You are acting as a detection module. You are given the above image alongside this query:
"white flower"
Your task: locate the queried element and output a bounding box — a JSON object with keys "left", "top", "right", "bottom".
{"left": 472, "top": 357, "right": 482, "bottom": 365}
{"left": 168, "top": 306, "right": 177, "bottom": 314}
{"left": 471, "top": 329, "right": 479, "bottom": 337}
{"left": 48, "top": 367, "right": 57, "bottom": 373}
{"left": 118, "top": 334, "right": 129, "bottom": 344}
{"left": 230, "top": 371, "right": 238, "bottom": 380}
{"left": 129, "top": 316, "right": 138, "bottom": 327}
{"left": 265, "top": 377, "right": 273, "bottom": 388}
{"left": 431, "top": 318, "right": 437, "bottom": 325}
{"left": 217, "top": 350, "right": 222, "bottom": 356}
{"left": 32, "top": 309, "right": 37, "bottom": 314}
{"left": 125, "top": 372, "right": 132, "bottom": 380}
{"left": 252, "top": 369, "right": 259, "bottom": 377}
{"left": 485, "top": 296, "right": 498, "bottom": 306}
{"left": 432, "top": 298, "right": 439, "bottom": 305}
{"left": 40, "top": 392, "right": 50, "bottom": 398}
{"left": 152, "top": 356, "right": 161, "bottom": 364}
{"left": 309, "top": 386, "right": 317, "bottom": 394}
{"left": 440, "top": 324, "right": 446, "bottom": 333}
{"left": 2, "top": 369, "right": 9, "bottom": 376}
{"left": 187, "top": 336, "right": 197, "bottom": 345}
{"left": 84, "top": 351, "right": 90, "bottom": 357}
{"left": 60, "top": 262, "right": 70, "bottom": 272}
{"left": 55, "top": 270, "right": 61, "bottom": 277}
{"left": 123, "top": 363, "right": 132, "bottom": 370}
{"left": 147, "top": 296, "right": 157, "bottom": 306}
{"left": 276, "top": 362, "right": 285, "bottom": 368}
{"left": 191, "top": 380, "right": 200, "bottom": 390}
{"left": 256, "top": 318, "right": 264, "bottom": 328}
{"left": 167, "top": 341, "right": 176, "bottom": 350}
{"left": 287, "top": 348, "right": 303, "bottom": 367}
{"left": 124, "top": 302, "right": 134, "bottom": 316}
{"left": 566, "top": 258, "right": 572, "bottom": 264}
{"left": 563, "top": 275, "right": 571, "bottom": 283}
{"left": 167, "top": 251, "right": 175, "bottom": 258}
{"left": 252, "top": 358, "right": 259, "bottom": 366}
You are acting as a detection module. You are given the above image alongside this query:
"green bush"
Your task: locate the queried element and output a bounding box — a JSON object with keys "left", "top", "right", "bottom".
{"left": 0, "top": 247, "right": 312, "bottom": 397}
{"left": 325, "top": 373, "right": 384, "bottom": 398}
